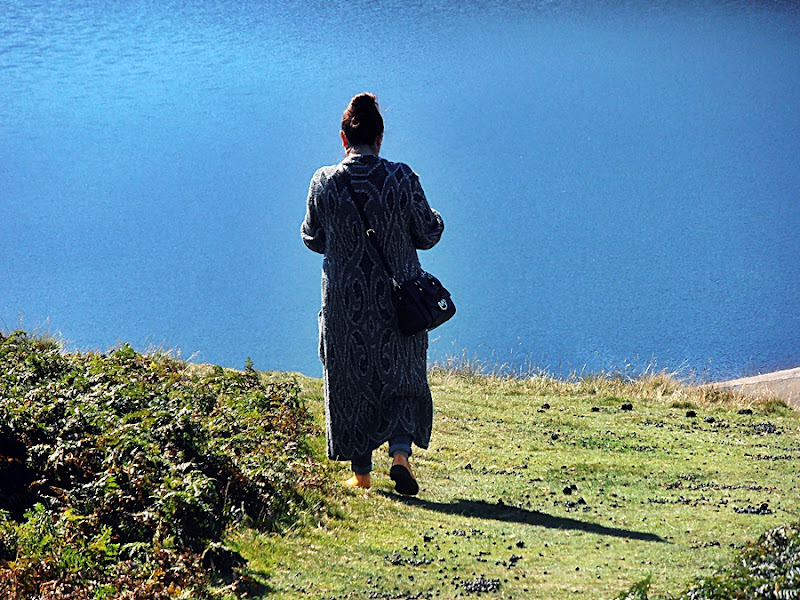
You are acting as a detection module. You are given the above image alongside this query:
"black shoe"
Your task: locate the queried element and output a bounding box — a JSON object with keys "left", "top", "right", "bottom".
{"left": 390, "top": 464, "right": 419, "bottom": 496}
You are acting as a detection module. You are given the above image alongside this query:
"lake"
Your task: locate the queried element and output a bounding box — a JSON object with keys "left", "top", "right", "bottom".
{"left": 1, "top": 0, "right": 798, "bottom": 381}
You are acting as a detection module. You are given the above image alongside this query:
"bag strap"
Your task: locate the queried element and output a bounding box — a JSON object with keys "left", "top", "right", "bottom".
{"left": 341, "top": 170, "right": 400, "bottom": 289}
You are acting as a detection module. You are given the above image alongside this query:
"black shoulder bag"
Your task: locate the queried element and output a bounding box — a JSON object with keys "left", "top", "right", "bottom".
{"left": 342, "top": 172, "right": 455, "bottom": 335}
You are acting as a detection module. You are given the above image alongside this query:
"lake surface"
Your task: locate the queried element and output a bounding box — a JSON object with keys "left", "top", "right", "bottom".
{"left": 2, "top": 1, "right": 798, "bottom": 381}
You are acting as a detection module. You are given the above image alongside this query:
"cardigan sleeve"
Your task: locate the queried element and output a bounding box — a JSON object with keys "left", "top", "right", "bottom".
{"left": 407, "top": 171, "right": 444, "bottom": 250}
{"left": 301, "top": 170, "right": 326, "bottom": 254}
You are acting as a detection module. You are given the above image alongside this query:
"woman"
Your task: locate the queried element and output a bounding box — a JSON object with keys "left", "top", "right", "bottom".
{"left": 301, "top": 93, "right": 445, "bottom": 495}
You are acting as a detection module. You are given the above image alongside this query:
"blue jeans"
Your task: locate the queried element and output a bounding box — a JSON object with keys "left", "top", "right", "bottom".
{"left": 351, "top": 434, "right": 412, "bottom": 475}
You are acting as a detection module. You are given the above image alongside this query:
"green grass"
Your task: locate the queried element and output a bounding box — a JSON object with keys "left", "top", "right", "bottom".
{"left": 236, "top": 369, "right": 800, "bottom": 599}
{"left": 1, "top": 331, "right": 797, "bottom": 599}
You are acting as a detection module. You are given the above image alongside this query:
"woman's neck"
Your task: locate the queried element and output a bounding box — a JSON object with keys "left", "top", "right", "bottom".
{"left": 347, "top": 145, "right": 379, "bottom": 157}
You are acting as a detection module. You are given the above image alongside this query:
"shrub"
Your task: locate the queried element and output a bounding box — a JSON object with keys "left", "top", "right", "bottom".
{"left": 0, "top": 330, "right": 323, "bottom": 599}
{"left": 614, "top": 523, "right": 800, "bottom": 600}
{"left": 679, "top": 521, "right": 800, "bottom": 600}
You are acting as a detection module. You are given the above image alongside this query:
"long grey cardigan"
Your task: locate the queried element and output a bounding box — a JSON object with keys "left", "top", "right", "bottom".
{"left": 301, "top": 154, "right": 444, "bottom": 462}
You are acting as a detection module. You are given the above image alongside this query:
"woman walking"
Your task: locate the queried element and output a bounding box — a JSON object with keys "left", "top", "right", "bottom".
{"left": 301, "top": 93, "right": 445, "bottom": 495}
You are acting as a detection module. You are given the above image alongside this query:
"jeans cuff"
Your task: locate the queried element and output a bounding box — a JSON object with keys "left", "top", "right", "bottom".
{"left": 351, "top": 456, "right": 372, "bottom": 475}
{"left": 388, "top": 435, "right": 413, "bottom": 458}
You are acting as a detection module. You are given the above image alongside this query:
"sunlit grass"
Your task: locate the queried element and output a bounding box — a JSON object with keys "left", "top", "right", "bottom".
{"left": 2, "top": 331, "right": 795, "bottom": 599}
{"left": 237, "top": 363, "right": 799, "bottom": 599}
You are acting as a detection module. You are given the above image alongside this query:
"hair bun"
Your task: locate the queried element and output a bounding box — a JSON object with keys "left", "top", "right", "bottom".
{"left": 342, "top": 93, "right": 384, "bottom": 147}
{"left": 350, "top": 93, "right": 378, "bottom": 111}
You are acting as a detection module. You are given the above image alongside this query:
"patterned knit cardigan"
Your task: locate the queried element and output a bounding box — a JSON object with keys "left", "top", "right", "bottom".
{"left": 301, "top": 154, "right": 444, "bottom": 461}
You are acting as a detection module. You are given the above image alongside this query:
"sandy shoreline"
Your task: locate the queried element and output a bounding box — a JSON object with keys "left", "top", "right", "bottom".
{"left": 711, "top": 366, "right": 800, "bottom": 410}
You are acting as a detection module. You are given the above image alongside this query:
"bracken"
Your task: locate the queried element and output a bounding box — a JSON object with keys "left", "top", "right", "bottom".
{"left": 0, "top": 330, "right": 324, "bottom": 599}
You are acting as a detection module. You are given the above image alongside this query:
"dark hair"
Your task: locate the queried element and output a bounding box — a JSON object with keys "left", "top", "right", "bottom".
{"left": 341, "top": 92, "right": 384, "bottom": 147}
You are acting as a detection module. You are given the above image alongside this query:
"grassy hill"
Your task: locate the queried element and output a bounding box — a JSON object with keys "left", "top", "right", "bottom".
{"left": 245, "top": 368, "right": 799, "bottom": 599}
{"left": 1, "top": 331, "right": 798, "bottom": 599}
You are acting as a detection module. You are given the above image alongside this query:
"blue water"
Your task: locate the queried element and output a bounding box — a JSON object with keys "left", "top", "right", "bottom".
{"left": 2, "top": 1, "right": 798, "bottom": 381}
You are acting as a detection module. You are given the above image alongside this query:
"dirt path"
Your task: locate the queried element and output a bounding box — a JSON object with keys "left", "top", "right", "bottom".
{"left": 711, "top": 366, "right": 800, "bottom": 410}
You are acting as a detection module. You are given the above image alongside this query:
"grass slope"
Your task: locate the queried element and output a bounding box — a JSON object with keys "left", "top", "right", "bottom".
{"left": 239, "top": 369, "right": 800, "bottom": 599}
{"left": 1, "top": 332, "right": 797, "bottom": 599}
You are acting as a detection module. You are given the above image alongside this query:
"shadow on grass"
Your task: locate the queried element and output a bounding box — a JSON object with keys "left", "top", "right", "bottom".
{"left": 379, "top": 493, "right": 667, "bottom": 543}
